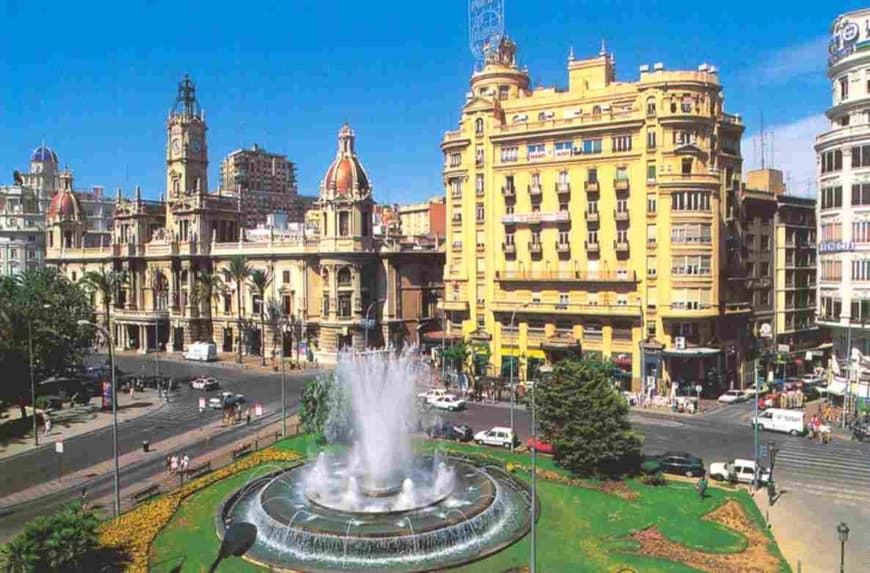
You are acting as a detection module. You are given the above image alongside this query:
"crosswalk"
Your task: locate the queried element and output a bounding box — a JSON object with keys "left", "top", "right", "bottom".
{"left": 772, "top": 437, "right": 870, "bottom": 504}
{"left": 702, "top": 402, "right": 756, "bottom": 426}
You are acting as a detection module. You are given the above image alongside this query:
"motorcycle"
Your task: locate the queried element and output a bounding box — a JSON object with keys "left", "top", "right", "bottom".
{"left": 850, "top": 423, "right": 870, "bottom": 443}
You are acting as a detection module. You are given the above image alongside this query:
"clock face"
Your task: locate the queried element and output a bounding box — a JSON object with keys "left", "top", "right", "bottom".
{"left": 171, "top": 138, "right": 181, "bottom": 154}
{"left": 192, "top": 139, "right": 202, "bottom": 153}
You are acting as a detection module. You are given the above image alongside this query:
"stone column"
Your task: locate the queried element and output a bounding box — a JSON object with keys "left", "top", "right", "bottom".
{"left": 139, "top": 325, "right": 148, "bottom": 354}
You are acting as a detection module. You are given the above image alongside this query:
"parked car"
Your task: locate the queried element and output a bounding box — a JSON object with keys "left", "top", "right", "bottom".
{"left": 427, "top": 422, "right": 474, "bottom": 442}
{"left": 801, "top": 374, "right": 824, "bottom": 386}
{"left": 418, "top": 388, "right": 448, "bottom": 405}
{"left": 526, "top": 437, "right": 555, "bottom": 454}
{"left": 474, "top": 426, "right": 518, "bottom": 449}
{"left": 652, "top": 452, "right": 705, "bottom": 477}
{"left": 709, "top": 458, "right": 770, "bottom": 484}
{"left": 717, "top": 389, "right": 747, "bottom": 404}
{"left": 752, "top": 408, "right": 805, "bottom": 436}
{"left": 431, "top": 394, "right": 466, "bottom": 411}
{"left": 190, "top": 377, "right": 219, "bottom": 391}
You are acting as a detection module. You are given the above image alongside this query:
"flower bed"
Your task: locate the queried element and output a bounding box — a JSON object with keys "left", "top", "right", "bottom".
{"left": 98, "top": 448, "right": 303, "bottom": 573}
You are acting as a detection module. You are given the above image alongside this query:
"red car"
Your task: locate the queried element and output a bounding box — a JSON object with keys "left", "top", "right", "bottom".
{"left": 526, "top": 438, "right": 555, "bottom": 454}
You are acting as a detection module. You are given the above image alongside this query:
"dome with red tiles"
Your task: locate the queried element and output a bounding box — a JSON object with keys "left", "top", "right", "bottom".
{"left": 321, "top": 123, "right": 370, "bottom": 198}
{"left": 47, "top": 188, "right": 82, "bottom": 222}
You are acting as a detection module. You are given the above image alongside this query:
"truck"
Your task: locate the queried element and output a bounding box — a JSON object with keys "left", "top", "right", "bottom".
{"left": 752, "top": 408, "right": 805, "bottom": 436}
{"left": 183, "top": 342, "right": 218, "bottom": 362}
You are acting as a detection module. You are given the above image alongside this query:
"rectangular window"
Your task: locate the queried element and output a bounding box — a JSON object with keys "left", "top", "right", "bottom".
{"left": 671, "top": 255, "right": 712, "bottom": 276}
{"left": 647, "top": 224, "right": 657, "bottom": 243}
{"left": 475, "top": 145, "right": 484, "bottom": 165}
{"left": 338, "top": 294, "right": 352, "bottom": 318}
{"left": 500, "top": 146, "right": 518, "bottom": 163}
{"left": 852, "top": 260, "right": 870, "bottom": 281}
{"left": 527, "top": 143, "right": 546, "bottom": 159}
{"left": 821, "top": 260, "right": 842, "bottom": 281}
{"left": 582, "top": 138, "right": 602, "bottom": 154}
{"left": 671, "top": 192, "right": 711, "bottom": 211}
{"left": 612, "top": 135, "right": 632, "bottom": 152}
{"left": 449, "top": 152, "right": 461, "bottom": 167}
{"left": 554, "top": 141, "right": 573, "bottom": 157}
{"left": 647, "top": 129, "right": 656, "bottom": 149}
{"left": 821, "top": 150, "right": 843, "bottom": 173}
{"left": 615, "top": 166, "right": 629, "bottom": 181}
{"left": 475, "top": 203, "right": 485, "bottom": 222}
{"left": 852, "top": 183, "right": 870, "bottom": 206}
{"left": 587, "top": 168, "right": 598, "bottom": 183}
{"left": 339, "top": 212, "right": 350, "bottom": 236}
{"left": 840, "top": 76, "right": 849, "bottom": 100}
{"left": 853, "top": 221, "right": 870, "bottom": 243}
{"left": 820, "top": 186, "right": 843, "bottom": 209}
{"left": 282, "top": 270, "right": 290, "bottom": 283}
{"left": 647, "top": 195, "right": 657, "bottom": 213}
{"left": 558, "top": 293, "right": 569, "bottom": 307}
{"left": 647, "top": 163, "right": 656, "bottom": 182}
{"left": 647, "top": 256, "right": 657, "bottom": 278}
{"left": 588, "top": 199, "right": 598, "bottom": 213}
{"left": 587, "top": 230, "right": 598, "bottom": 244}
{"left": 475, "top": 174, "right": 484, "bottom": 195}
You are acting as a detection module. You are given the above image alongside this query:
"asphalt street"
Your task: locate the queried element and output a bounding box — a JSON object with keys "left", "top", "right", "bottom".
{"left": 0, "top": 355, "right": 319, "bottom": 503}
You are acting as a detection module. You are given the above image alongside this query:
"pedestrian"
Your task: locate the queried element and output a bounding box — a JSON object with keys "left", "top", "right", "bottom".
{"left": 43, "top": 417, "right": 52, "bottom": 436}
{"left": 696, "top": 473, "right": 708, "bottom": 501}
{"left": 170, "top": 454, "right": 179, "bottom": 475}
{"left": 165, "top": 455, "right": 172, "bottom": 474}
{"left": 246, "top": 409, "right": 251, "bottom": 425}
{"left": 129, "top": 385, "right": 135, "bottom": 398}
{"left": 181, "top": 453, "right": 190, "bottom": 474}
{"left": 767, "top": 478, "right": 776, "bottom": 506}
{"left": 79, "top": 486, "right": 89, "bottom": 509}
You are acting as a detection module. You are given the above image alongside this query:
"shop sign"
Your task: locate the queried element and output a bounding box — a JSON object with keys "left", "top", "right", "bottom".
{"left": 819, "top": 241, "right": 855, "bottom": 253}
{"left": 777, "top": 344, "right": 791, "bottom": 353}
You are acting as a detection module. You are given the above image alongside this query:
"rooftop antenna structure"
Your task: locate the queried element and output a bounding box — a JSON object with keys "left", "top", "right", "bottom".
{"left": 469, "top": 0, "right": 505, "bottom": 70}
{"left": 760, "top": 112, "right": 765, "bottom": 170}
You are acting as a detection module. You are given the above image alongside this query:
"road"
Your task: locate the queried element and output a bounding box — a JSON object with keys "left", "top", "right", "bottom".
{"left": 0, "top": 355, "right": 321, "bottom": 542}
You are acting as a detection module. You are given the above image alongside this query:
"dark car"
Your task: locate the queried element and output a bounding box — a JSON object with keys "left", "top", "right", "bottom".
{"left": 653, "top": 452, "right": 705, "bottom": 477}
{"left": 427, "top": 422, "right": 474, "bottom": 442}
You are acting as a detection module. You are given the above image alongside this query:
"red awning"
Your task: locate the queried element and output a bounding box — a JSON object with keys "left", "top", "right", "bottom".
{"left": 421, "top": 330, "right": 461, "bottom": 342}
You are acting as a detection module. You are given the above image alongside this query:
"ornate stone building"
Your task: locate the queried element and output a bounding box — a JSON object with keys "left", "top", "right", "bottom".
{"left": 45, "top": 77, "right": 443, "bottom": 360}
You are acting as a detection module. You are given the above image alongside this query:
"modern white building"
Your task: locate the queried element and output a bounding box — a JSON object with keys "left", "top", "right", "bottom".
{"left": 816, "top": 8, "right": 870, "bottom": 405}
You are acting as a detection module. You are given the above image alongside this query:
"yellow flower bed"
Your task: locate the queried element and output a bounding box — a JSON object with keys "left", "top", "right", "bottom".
{"left": 98, "top": 448, "right": 303, "bottom": 573}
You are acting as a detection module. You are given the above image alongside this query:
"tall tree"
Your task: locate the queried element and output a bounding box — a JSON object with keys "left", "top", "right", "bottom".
{"left": 226, "top": 256, "right": 252, "bottom": 363}
{"left": 80, "top": 267, "right": 127, "bottom": 338}
{"left": 536, "top": 358, "right": 642, "bottom": 477}
{"left": 248, "top": 269, "right": 273, "bottom": 366}
{"left": 0, "top": 269, "right": 92, "bottom": 422}
{"left": 195, "top": 268, "right": 225, "bottom": 322}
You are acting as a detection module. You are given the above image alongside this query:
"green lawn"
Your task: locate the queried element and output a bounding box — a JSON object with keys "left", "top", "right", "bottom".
{"left": 150, "top": 435, "right": 789, "bottom": 573}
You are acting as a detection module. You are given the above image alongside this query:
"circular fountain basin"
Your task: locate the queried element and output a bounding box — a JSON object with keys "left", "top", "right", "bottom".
{"left": 220, "top": 454, "right": 533, "bottom": 572}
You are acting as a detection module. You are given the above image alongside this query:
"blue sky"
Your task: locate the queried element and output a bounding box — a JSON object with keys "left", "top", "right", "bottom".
{"left": 0, "top": 0, "right": 863, "bottom": 203}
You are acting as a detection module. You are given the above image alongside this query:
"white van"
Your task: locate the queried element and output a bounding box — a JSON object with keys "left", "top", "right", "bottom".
{"left": 183, "top": 342, "right": 217, "bottom": 362}
{"left": 752, "top": 408, "right": 805, "bottom": 436}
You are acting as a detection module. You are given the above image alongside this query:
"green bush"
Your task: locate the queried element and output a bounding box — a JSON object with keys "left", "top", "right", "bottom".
{"left": 639, "top": 459, "right": 662, "bottom": 475}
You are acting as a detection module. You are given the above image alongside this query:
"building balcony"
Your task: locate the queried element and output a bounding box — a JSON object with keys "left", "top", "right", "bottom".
{"left": 495, "top": 270, "right": 637, "bottom": 283}
{"left": 585, "top": 240, "right": 600, "bottom": 253}
{"left": 528, "top": 184, "right": 543, "bottom": 198}
{"left": 502, "top": 185, "right": 516, "bottom": 198}
{"left": 615, "top": 209, "right": 630, "bottom": 222}
{"left": 556, "top": 241, "right": 570, "bottom": 254}
{"left": 746, "top": 276, "right": 772, "bottom": 290}
{"left": 501, "top": 211, "right": 570, "bottom": 225}
{"left": 491, "top": 300, "right": 642, "bottom": 317}
{"left": 661, "top": 304, "right": 718, "bottom": 318}
{"left": 555, "top": 182, "right": 571, "bottom": 195}
{"left": 452, "top": 217, "right": 462, "bottom": 226}
{"left": 585, "top": 210, "right": 600, "bottom": 223}
{"left": 529, "top": 242, "right": 543, "bottom": 256}
{"left": 614, "top": 179, "right": 630, "bottom": 192}
{"left": 585, "top": 181, "right": 600, "bottom": 193}
{"left": 614, "top": 240, "right": 630, "bottom": 253}
{"left": 503, "top": 242, "right": 516, "bottom": 256}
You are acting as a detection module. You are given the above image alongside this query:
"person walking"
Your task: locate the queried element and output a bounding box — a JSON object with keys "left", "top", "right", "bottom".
{"left": 43, "top": 417, "right": 52, "bottom": 436}
{"left": 180, "top": 453, "right": 190, "bottom": 475}
{"left": 165, "top": 455, "right": 172, "bottom": 474}
{"left": 696, "top": 473, "right": 709, "bottom": 501}
{"left": 170, "top": 454, "right": 179, "bottom": 475}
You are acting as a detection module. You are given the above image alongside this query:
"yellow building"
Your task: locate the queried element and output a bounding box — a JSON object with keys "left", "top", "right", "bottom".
{"left": 440, "top": 38, "right": 749, "bottom": 395}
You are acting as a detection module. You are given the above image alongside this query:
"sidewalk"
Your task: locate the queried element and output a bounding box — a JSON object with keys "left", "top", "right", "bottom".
{"left": 0, "top": 410, "right": 294, "bottom": 510}
{"left": 0, "top": 391, "right": 168, "bottom": 461}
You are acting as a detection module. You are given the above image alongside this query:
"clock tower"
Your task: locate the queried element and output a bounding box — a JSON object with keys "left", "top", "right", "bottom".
{"left": 166, "top": 75, "right": 208, "bottom": 198}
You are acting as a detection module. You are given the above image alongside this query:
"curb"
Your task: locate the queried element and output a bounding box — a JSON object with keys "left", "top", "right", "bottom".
{"left": 0, "top": 408, "right": 290, "bottom": 512}
{"left": 0, "top": 397, "right": 172, "bottom": 464}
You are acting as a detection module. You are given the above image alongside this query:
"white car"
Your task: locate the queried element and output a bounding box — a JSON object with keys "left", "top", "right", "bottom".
{"left": 418, "top": 388, "right": 448, "bottom": 405}
{"left": 709, "top": 458, "right": 771, "bottom": 485}
{"left": 801, "top": 374, "right": 823, "bottom": 386}
{"left": 474, "top": 426, "right": 517, "bottom": 449}
{"left": 717, "top": 389, "right": 747, "bottom": 404}
{"left": 208, "top": 391, "right": 244, "bottom": 409}
{"left": 431, "top": 394, "right": 466, "bottom": 411}
{"left": 191, "top": 377, "right": 219, "bottom": 391}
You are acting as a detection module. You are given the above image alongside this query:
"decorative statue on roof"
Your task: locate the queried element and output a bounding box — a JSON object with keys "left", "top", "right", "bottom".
{"left": 484, "top": 36, "right": 516, "bottom": 67}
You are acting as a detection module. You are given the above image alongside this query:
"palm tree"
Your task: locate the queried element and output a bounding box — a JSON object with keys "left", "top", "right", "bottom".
{"left": 226, "top": 256, "right": 252, "bottom": 363}
{"left": 80, "top": 267, "right": 127, "bottom": 344}
{"left": 195, "top": 269, "right": 225, "bottom": 321}
{"left": 248, "top": 269, "right": 273, "bottom": 366}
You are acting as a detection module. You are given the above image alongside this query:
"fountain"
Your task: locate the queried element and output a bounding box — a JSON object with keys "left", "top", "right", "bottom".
{"left": 220, "top": 348, "right": 533, "bottom": 571}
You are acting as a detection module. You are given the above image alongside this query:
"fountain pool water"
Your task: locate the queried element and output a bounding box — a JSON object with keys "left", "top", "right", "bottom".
{"left": 220, "top": 349, "right": 533, "bottom": 571}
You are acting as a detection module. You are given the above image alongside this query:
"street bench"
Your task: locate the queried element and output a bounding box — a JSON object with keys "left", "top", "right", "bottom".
{"left": 232, "top": 442, "right": 253, "bottom": 460}
{"left": 129, "top": 483, "right": 160, "bottom": 506}
{"left": 186, "top": 461, "right": 212, "bottom": 480}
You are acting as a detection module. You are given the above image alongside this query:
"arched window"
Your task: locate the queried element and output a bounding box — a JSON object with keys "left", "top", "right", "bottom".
{"left": 337, "top": 267, "right": 352, "bottom": 287}
{"left": 475, "top": 117, "right": 484, "bottom": 135}
{"left": 646, "top": 97, "right": 656, "bottom": 116}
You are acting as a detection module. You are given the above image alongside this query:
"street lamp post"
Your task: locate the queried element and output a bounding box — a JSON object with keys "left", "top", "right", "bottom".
{"left": 836, "top": 522, "right": 849, "bottom": 573}
{"left": 77, "top": 319, "right": 121, "bottom": 517}
{"left": 363, "top": 298, "right": 385, "bottom": 350}
{"left": 508, "top": 301, "right": 531, "bottom": 453}
{"left": 279, "top": 316, "right": 291, "bottom": 439}
{"left": 531, "top": 365, "right": 551, "bottom": 573}
{"left": 27, "top": 304, "right": 53, "bottom": 447}
{"left": 767, "top": 440, "right": 778, "bottom": 480}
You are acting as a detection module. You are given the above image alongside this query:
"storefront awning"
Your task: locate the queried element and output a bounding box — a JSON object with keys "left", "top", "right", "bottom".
{"left": 661, "top": 347, "right": 720, "bottom": 358}
{"left": 420, "top": 330, "right": 461, "bottom": 343}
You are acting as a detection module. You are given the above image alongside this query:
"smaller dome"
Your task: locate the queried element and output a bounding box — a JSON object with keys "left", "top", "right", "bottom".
{"left": 31, "top": 145, "right": 58, "bottom": 163}
{"left": 47, "top": 189, "right": 82, "bottom": 222}
{"left": 321, "top": 123, "right": 371, "bottom": 197}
